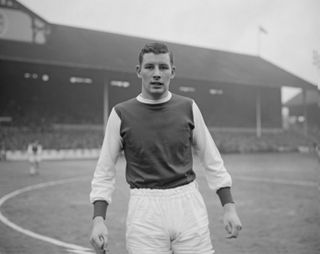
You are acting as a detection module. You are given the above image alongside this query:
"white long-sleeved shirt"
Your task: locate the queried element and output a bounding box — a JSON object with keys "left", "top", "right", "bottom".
{"left": 90, "top": 92, "right": 232, "bottom": 205}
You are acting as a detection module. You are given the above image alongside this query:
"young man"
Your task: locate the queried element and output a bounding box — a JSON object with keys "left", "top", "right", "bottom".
{"left": 90, "top": 42, "right": 242, "bottom": 254}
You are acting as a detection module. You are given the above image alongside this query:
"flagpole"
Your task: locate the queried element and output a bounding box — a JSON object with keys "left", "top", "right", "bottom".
{"left": 257, "top": 27, "right": 261, "bottom": 57}
{"left": 257, "top": 26, "right": 268, "bottom": 57}
{"left": 256, "top": 26, "right": 267, "bottom": 137}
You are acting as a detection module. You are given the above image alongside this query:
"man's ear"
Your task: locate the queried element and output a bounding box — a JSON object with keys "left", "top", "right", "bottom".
{"left": 136, "top": 65, "right": 141, "bottom": 78}
{"left": 171, "top": 66, "right": 176, "bottom": 78}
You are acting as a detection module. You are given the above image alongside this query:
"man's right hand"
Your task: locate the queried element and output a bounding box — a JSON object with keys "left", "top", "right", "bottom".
{"left": 90, "top": 216, "right": 109, "bottom": 253}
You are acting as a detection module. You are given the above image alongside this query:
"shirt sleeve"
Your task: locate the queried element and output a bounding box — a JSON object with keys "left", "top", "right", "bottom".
{"left": 192, "top": 101, "right": 232, "bottom": 192}
{"left": 89, "top": 107, "right": 123, "bottom": 205}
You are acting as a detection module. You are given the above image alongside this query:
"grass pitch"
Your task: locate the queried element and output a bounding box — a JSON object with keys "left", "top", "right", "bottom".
{"left": 0, "top": 153, "right": 319, "bottom": 254}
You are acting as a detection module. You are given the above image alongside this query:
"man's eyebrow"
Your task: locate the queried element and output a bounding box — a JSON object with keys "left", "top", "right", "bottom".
{"left": 143, "top": 62, "right": 170, "bottom": 67}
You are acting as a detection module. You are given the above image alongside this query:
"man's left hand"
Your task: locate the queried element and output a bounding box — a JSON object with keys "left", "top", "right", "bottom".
{"left": 223, "top": 203, "right": 242, "bottom": 239}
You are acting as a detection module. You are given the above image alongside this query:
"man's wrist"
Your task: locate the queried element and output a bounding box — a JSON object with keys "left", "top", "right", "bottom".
{"left": 93, "top": 216, "right": 105, "bottom": 224}
{"left": 93, "top": 200, "right": 108, "bottom": 220}
{"left": 216, "top": 187, "right": 234, "bottom": 206}
{"left": 223, "top": 202, "right": 236, "bottom": 212}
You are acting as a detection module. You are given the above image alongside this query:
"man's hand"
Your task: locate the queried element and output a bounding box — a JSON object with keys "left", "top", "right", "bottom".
{"left": 223, "top": 203, "right": 242, "bottom": 239}
{"left": 90, "top": 216, "right": 109, "bottom": 253}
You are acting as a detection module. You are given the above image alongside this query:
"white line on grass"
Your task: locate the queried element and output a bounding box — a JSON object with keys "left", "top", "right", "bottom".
{"left": 1, "top": 174, "right": 315, "bottom": 253}
{"left": 0, "top": 177, "right": 95, "bottom": 254}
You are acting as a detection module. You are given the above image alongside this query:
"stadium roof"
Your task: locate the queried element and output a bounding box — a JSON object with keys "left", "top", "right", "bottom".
{"left": 0, "top": 2, "right": 316, "bottom": 90}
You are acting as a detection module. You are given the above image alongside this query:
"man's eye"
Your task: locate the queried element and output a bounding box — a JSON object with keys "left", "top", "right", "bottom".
{"left": 160, "top": 65, "right": 169, "bottom": 70}
{"left": 145, "top": 65, "right": 153, "bottom": 69}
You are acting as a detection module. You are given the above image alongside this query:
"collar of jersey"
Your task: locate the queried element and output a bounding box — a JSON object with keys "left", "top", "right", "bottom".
{"left": 136, "top": 92, "right": 172, "bottom": 104}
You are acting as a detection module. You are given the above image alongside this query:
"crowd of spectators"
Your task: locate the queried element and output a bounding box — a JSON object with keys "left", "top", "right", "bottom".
{"left": 0, "top": 125, "right": 104, "bottom": 151}
{"left": 0, "top": 108, "right": 104, "bottom": 152}
{"left": 212, "top": 128, "right": 315, "bottom": 153}
{"left": 0, "top": 105, "right": 318, "bottom": 154}
{"left": 0, "top": 123, "right": 316, "bottom": 154}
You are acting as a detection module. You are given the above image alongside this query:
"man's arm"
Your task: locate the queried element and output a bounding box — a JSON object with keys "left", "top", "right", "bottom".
{"left": 192, "top": 101, "right": 242, "bottom": 238}
{"left": 89, "top": 108, "right": 122, "bottom": 252}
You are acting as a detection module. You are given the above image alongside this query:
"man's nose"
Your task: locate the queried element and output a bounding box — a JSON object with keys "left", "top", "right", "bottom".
{"left": 153, "top": 67, "right": 161, "bottom": 79}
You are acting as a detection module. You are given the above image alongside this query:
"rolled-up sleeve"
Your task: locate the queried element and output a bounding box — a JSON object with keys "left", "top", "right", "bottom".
{"left": 192, "top": 101, "right": 232, "bottom": 191}
{"left": 90, "top": 108, "right": 122, "bottom": 204}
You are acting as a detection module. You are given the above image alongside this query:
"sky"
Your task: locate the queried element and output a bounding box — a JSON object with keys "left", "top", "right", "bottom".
{"left": 19, "top": 0, "right": 320, "bottom": 102}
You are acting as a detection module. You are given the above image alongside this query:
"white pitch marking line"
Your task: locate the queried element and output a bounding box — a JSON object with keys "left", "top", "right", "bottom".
{"left": 0, "top": 177, "right": 95, "bottom": 254}
{"left": 234, "top": 175, "right": 317, "bottom": 187}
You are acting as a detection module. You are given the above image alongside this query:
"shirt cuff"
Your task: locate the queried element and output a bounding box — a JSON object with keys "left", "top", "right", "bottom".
{"left": 216, "top": 187, "right": 234, "bottom": 206}
{"left": 93, "top": 200, "right": 108, "bottom": 220}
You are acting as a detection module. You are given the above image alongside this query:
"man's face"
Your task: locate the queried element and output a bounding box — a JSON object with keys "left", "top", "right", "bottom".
{"left": 137, "top": 53, "right": 175, "bottom": 100}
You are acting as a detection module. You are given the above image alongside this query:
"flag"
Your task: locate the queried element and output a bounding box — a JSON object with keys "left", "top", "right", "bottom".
{"left": 259, "top": 26, "right": 268, "bottom": 34}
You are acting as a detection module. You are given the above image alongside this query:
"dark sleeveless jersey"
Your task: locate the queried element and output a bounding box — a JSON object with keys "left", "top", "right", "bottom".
{"left": 114, "top": 94, "right": 196, "bottom": 189}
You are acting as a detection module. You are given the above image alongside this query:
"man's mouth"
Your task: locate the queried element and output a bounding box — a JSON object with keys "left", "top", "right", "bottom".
{"left": 150, "top": 82, "right": 164, "bottom": 89}
{"left": 150, "top": 82, "right": 163, "bottom": 86}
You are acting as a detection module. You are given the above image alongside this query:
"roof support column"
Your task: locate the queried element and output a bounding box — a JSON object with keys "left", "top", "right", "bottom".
{"left": 256, "top": 89, "right": 262, "bottom": 138}
{"left": 302, "top": 88, "right": 308, "bottom": 136}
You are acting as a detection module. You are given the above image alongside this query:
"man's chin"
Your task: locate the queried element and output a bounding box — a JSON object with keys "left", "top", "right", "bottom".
{"left": 148, "top": 89, "right": 168, "bottom": 99}
{"left": 150, "top": 87, "right": 165, "bottom": 93}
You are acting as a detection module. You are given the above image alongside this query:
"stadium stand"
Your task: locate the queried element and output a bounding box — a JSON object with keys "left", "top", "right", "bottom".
{"left": 0, "top": 0, "right": 318, "bottom": 158}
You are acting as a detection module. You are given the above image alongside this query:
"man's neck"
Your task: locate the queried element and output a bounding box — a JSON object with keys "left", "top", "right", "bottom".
{"left": 137, "top": 92, "right": 172, "bottom": 104}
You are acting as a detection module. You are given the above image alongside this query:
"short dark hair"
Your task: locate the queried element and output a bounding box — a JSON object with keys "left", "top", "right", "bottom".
{"left": 138, "top": 42, "right": 174, "bottom": 66}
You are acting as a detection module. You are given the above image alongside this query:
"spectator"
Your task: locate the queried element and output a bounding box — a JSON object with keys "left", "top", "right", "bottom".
{"left": 27, "top": 140, "right": 42, "bottom": 175}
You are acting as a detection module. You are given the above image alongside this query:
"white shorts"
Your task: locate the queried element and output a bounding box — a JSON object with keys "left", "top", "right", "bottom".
{"left": 29, "top": 155, "right": 41, "bottom": 163}
{"left": 126, "top": 181, "right": 215, "bottom": 254}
